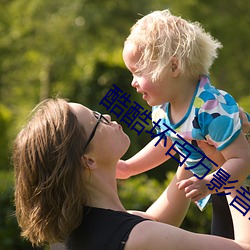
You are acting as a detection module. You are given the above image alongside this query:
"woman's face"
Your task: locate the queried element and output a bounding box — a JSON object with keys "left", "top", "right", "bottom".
{"left": 68, "top": 103, "right": 130, "bottom": 162}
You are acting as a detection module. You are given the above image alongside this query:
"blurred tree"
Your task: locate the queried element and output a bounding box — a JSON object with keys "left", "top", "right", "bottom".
{"left": 0, "top": 104, "right": 12, "bottom": 169}
{"left": 0, "top": 171, "right": 44, "bottom": 250}
{"left": 1, "top": 0, "right": 248, "bottom": 142}
{"left": 0, "top": 0, "right": 249, "bottom": 248}
{"left": 184, "top": 0, "right": 250, "bottom": 100}
{"left": 239, "top": 95, "right": 250, "bottom": 113}
{"left": 118, "top": 172, "right": 212, "bottom": 234}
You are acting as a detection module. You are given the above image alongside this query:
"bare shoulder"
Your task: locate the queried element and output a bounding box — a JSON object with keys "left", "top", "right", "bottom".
{"left": 124, "top": 220, "right": 249, "bottom": 250}
{"left": 124, "top": 220, "right": 189, "bottom": 250}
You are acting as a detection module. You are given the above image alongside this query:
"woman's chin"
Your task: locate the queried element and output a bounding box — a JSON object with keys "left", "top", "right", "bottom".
{"left": 121, "top": 136, "right": 131, "bottom": 156}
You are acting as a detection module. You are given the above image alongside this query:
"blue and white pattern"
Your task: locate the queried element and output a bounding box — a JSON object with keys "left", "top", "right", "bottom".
{"left": 152, "top": 75, "right": 248, "bottom": 210}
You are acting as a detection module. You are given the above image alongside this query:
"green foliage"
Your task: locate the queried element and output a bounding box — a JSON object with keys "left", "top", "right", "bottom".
{"left": 118, "top": 171, "right": 212, "bottom": 234}
{"left": 119, "top": 174, "right": 163, "bottom": 210}
{"left": 185, "top": 1, "right": 250, "bottom": 100}
{"left": 0, "top": 0, "right": 248, "bottom": 248}
{"left": 0, "top": 171, "right": 44, "bottom": 249}
{"left": 1, "top": 170, "right": 211, "bottom": 249}
{"left": 0, "top": 104, "right": 13, "bottom": 170}
{"left": 1, "top": 0, "right": 249, "bottom": 157}
{"left": 182, "top": 202, "right": 212, "bottom": 234}
{"left": 239, "top": 95, "right": 250, "bottom": 113}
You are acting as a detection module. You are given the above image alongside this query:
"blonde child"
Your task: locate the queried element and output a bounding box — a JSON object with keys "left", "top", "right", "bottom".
{"left": 117, "top": 9, "right": 250, "bottom": 239}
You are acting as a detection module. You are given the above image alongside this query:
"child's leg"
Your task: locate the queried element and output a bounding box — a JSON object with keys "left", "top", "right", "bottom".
{"left": 211, "top": 193, "right": 234, "bottom": 239}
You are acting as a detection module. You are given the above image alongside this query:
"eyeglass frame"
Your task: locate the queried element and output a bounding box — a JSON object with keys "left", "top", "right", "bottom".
{"left": 83, "top": 111, "right": 110, "bottom": 151}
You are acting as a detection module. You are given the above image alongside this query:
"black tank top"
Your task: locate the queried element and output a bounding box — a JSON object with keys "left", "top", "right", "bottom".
{"left": 66, "top": 206, "right": 148, "bottom": 250}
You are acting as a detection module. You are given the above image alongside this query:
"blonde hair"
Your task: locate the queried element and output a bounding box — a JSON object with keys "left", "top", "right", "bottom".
{"left": 13, "top": 98, "right": 88, "bottom": 246}
{"left": 125, "top": 9, "right": 222, "bottom": 81}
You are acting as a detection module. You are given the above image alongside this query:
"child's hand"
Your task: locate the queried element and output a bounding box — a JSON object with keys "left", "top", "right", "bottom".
{"left": 177, "top": 176, "right": 210, "bottom": 202}
{"left": 116, "top": 160, "right": 131, "bottom": 179}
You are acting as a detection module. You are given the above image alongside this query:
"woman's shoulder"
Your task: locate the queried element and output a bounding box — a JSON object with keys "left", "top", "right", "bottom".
{"left": 66, "top": 206, "right": 148, "bottom": 250}
{"left": 125, "top": 220, "right": 194, "bottom": 250}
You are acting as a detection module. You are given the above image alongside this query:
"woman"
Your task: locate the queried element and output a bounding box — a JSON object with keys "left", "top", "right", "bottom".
{"left": 13, "top": 98, "right": 250, "bottom": 249}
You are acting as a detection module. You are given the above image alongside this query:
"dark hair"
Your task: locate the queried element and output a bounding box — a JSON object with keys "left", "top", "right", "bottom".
{"left": 13, "top": 98, "right": 88, "bottom": 246}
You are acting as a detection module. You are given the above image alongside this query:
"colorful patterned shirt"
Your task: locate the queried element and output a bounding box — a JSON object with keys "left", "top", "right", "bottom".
{"left": 152, "top": 75, "right": 245, "bottom": 209}
{"left": 152, "top": 75, "right": 242, "bottom": 173}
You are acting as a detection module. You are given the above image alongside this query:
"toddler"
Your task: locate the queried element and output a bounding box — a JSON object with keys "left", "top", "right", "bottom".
{"left": 118, "top": 9, "right": 250, "bottom": 239}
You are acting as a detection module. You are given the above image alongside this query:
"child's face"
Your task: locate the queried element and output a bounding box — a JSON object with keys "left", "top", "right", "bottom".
{"left": 123, "top": 43, "right": 173, "bottom": 106}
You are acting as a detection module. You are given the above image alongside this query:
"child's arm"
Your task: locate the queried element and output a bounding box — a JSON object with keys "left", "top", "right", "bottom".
{"left": 178, "top": 132, "right": 250, "bottom": 201}
{"left": 116, "top": 137, "right": 174, "bottom": 179}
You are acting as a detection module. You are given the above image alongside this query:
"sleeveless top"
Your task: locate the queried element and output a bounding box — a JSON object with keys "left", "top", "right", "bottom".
{"left": 65, "top": 206, "right": 148, "bottom": 250}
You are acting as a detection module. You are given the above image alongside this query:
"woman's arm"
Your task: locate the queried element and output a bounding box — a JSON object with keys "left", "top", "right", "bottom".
{"left": 214, "top": 131, "right": 250, "bottom": 180}
{"left": 239, "top": 108, "right": 250, "bottom": 137}
{"left": 126, "top": 112, "right": 250, "bottom": 249}
{"left": 125, "top": 217, "right": 250, "bottom": 250}
{"left": 126, "top": 185, "right": 250, "bottom": 250}
{"left": 203, "top": 132, "right": 249, "bottom": 195}
{"left": 178, "top": 131, "right": 250, "bottom": 201}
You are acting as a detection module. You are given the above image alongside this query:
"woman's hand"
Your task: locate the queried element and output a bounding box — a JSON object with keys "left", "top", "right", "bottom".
{"left": 239, "top": 107, "right": 250, "bottom": 140}
{"left": 197, "top": 141, "right": 225, "bottom": 168}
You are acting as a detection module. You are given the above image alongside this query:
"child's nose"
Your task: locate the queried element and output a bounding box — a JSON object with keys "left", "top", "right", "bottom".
{"left": 131, "top": 77, "right": 138, "bottom": 88}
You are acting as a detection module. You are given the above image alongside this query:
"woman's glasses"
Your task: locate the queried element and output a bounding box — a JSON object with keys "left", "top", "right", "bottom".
{"left": 83, "top": 111, "right": 110, "bottom": 151}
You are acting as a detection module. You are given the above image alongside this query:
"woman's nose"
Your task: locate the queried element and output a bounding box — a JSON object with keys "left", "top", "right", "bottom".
{"left": 103, "top": 114, "right": 111, "bottom": 122}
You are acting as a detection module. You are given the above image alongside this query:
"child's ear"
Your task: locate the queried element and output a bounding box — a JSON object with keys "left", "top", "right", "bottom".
{"left": 171, "top": 57, "right": 180, "bottom": 77}
{"left": 171, "top": 63, "right": 177, "bottom": 72}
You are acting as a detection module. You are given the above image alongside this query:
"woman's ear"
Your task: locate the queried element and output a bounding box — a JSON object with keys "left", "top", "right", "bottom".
{"left": 82, "top": 155, "right": 97, "bottom": 169}
{"left": 170, "top": 57, "right": 180, "bottom": 77}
